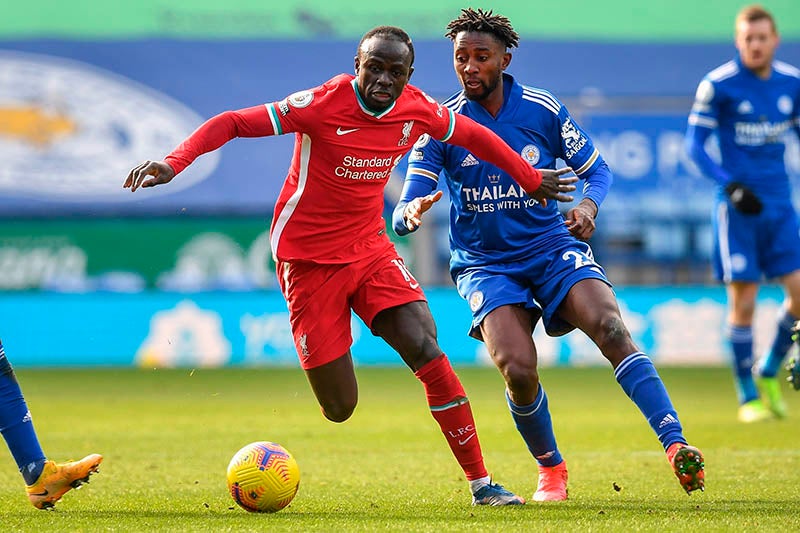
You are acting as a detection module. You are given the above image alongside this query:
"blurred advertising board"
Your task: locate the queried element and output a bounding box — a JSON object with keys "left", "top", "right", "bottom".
{"left": 0, "top": 286, "right": 787, "bottom": 368}
{"left": 0, "top": 218, "right": 274, "bottom": 292}
{"left": 0, "top": 217, "right": 413, "bottom": 292}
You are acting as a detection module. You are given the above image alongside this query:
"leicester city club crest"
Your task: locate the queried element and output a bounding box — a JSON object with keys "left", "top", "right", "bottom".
{"left": 521, "top": 144, "right": 540, "bottom": 165}
{"left": 469, "top": 290, "right": 484, "bottom": 312}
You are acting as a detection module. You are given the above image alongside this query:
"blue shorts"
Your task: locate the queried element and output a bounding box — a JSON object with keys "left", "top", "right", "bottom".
{"left": 712, "top": 200, "right": 800, "bottom": 282}
{"left": 455, "top": 237, "right": 610, "bottom": 339}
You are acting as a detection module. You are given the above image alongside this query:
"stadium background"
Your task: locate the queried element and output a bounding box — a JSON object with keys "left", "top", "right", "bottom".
{"left": 1, "top": 0, "right": 799, "bottom": 368}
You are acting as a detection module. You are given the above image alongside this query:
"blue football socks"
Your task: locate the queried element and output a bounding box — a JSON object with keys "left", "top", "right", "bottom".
{"left": 506, "top": 385, "right": 562, "bottom": 467}
{"left": 727, "top": 325, "right": 759, "bottom": 404}
{"left": 0, "top": 343, "right": 46, "bottom": 484}
{"left": 758, "top": 310, "right": 797, "bottom": 378}
{"left": 614, "top": 352, "right": 685, "bottom": 450}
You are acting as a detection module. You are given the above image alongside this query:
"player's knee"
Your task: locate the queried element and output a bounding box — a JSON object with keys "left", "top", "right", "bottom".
{"left": 400, "top": 338, "right": 442, "bottom": 372}
{"left": 321, "top": 400, "right": 357, "bottom": 423}
{"left": 498, "top": 357, "right": 539, "bottom": 397}
{"left": 595, "top": 315, "right": 633, "bottom": 353}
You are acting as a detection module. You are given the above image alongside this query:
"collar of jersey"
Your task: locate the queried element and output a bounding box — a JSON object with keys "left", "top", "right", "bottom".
{"left": 351, "top": 78, "right": 396, "bottom": 118}
{"left": 462, "top": 73, "right": 518, "bottom": 121}
{"left": 735, "top": 55, "right": 775, "bottom": 81}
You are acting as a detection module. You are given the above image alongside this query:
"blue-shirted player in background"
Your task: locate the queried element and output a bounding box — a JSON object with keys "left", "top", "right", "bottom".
{"left": 393, "top": 8, "right": 705, "bottom": 497}
{"left": 686, "top": 4, "right": 800, "bottom": 422}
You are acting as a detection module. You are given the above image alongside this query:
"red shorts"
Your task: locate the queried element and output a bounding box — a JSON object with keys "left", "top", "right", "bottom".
{"left": 276, "top": 243, "right": 426, "bottom": 369}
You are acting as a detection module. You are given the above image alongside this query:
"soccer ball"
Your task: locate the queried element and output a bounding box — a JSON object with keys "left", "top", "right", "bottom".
{"left": 226, "top": 441, "right": 300, "bottom": 513}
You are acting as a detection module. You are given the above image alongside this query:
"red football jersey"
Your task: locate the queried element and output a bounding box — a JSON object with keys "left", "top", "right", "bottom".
{"left": 264, "top": 74, "right": 455, "bottom": 263}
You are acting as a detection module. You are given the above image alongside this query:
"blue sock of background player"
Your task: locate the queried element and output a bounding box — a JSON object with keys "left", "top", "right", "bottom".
{"left": 759, "top": 310, "right": 797, "bottom": 377}
{"left": 0, "top": 341, "right": 47, "bottom": 485}
{"left": 727, "top": 326, "right": 760, "bottom": 404}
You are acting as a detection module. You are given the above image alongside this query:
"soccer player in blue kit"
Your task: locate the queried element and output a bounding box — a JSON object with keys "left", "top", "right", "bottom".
{"left": 686, "top": 4, "right": 800, "bottom": 423}
{"left": 0, "top": 339, "right": 102, "bottom": 508}
{"left": 393, "top": 8, "right": 705, "bottom": 498}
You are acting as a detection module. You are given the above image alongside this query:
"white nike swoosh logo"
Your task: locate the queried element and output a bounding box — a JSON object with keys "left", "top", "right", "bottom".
{"left": 458, "top": 433, "right": 476, "bottom": 446}
{"left": 336, "top": 127, "right": 359, "bottom": 135}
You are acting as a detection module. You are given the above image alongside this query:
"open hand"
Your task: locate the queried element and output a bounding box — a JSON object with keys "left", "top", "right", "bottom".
{"left": 403, "top": 190, "right": 443, "bottom": 231}
{"left": 529, "top": 167, "right": 577, "bottom": 207}
{"left": 564, "top": 199, "right": 598, "bottom": 240}
{"left": 123, "top": 160, "right": 176, "bottom": 192}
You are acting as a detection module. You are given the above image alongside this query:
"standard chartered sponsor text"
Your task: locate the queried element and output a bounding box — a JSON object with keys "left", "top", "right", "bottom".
{"left": 335, "top": 154, "right": 398, "bottom": 180}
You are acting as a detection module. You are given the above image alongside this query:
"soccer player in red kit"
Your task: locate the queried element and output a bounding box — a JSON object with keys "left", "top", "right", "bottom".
{"left": 125, "top": 25, "right": 575, "bottom": 506}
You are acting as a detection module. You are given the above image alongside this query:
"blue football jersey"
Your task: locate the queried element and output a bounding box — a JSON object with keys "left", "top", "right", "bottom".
{"left": 405, "top": 73, "right": 608, "bottom": 273}
{"left": 686, "top": 56, "right": 800, "bottom": 204}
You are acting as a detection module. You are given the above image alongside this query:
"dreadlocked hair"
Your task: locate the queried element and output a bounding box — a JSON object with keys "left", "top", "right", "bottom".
{"left": 358, "top": 26, "right": 415, "bottom": 66}
{"left": 445, "top": 8, "right": 519, "bottom": 49}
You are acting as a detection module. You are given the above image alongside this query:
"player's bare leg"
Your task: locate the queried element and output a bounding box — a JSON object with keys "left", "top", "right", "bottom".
{"left": 304, "top": 352, "right": 359, "bottom": 423}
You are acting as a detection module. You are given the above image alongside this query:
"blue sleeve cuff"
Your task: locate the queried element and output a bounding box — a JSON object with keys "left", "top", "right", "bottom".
{"left": 581, "top": 160, "right": 612, "bottom": 208}
{"left": 392, "top": 173, "right": 438, "bottom": 236}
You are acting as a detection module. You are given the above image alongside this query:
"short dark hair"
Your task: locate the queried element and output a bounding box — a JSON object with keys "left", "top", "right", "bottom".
{"left": 357, "top": 26, "right": 415, "bottom": 66}
{"left": 445, "top": 8, "right": 519, "bottom": 49}
{"left": 736, "top": 4, "right": 777, "bottom": 33}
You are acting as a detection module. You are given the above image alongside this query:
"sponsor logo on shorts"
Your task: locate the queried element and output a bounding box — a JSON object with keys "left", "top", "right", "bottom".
{"left": 299, "top": 333, "right": 310, "bottom": 359}
{"left": 469, "top": 290, "right": 484, "bottom": 312}
{"left": 731, "top": 253, "right": 748, "bottom": 273}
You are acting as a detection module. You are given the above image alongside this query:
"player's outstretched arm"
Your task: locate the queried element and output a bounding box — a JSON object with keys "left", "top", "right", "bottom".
{"left": 401, "top": 190, "right": 443, "bottom": 232}
{"left": 123, "top": 105, "right": 275, "bottom": 192}
{"left": 446, "top": 114, "right": 576, "bottom": 206}
{"left": 124, "top": 160, "right": 175, "bottom": 192}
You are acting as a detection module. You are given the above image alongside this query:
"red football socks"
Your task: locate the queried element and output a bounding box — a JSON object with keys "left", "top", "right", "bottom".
{"left": 414, "top": 354, "right": 488, "bottom": 481}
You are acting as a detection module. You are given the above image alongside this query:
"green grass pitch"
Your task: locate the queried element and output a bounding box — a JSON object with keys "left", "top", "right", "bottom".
{"left": 0, "top": 366, "right": 798, "bottom": 531}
